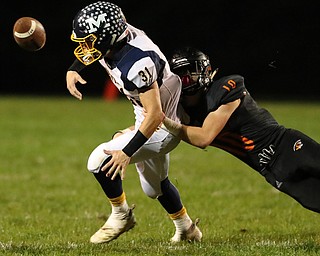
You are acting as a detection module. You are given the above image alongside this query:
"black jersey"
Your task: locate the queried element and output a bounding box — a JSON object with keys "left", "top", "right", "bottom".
{"left": 183, "top": 74, "right": 286, "bottom": 172}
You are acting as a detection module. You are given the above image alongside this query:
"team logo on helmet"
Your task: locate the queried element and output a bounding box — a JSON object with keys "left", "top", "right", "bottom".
{"left": 74, "top": 1, "right": 127, "bottom": 45}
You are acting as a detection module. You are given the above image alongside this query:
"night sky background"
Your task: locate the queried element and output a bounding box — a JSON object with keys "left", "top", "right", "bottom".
{"left": 1, "top": 1, "right": 319, "bottom": 99}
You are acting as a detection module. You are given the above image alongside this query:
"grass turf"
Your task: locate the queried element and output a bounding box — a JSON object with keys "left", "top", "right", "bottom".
{"left": 0, "top": 96, "right": 320, "bottom": 255}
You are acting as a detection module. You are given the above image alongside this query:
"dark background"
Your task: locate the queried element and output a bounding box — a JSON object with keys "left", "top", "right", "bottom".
{"left": 1, "top": 1, "right": 319, "bottom": 99}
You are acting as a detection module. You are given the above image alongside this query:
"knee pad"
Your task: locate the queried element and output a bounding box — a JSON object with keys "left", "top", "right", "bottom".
{"left": 87, "top": 143, "right": 110, "bottom": 173}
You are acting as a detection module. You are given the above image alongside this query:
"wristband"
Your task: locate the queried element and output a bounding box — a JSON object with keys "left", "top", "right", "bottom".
{"left": 68, "top": 59, "right": 86, "bottom": 73}
{"left": 122, "top": 130, "right": 148, "bottom": 157}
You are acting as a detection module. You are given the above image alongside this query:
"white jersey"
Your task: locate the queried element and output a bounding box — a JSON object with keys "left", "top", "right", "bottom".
{"left": 99, "top": 24, "right": 181, "bottom": 127}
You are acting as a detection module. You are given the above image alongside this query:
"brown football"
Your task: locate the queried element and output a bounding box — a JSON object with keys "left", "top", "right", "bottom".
{"left": 13, "top": 17, "right": 46, "bottom": 51}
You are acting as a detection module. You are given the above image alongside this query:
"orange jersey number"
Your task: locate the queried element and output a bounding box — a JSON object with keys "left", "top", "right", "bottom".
{"left": 222, "top": 79, "right": 236, "bottom": 92}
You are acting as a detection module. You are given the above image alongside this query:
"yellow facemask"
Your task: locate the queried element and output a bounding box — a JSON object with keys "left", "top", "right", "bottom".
{"left": 71, "top": 33, "right": 102, "bottom": 65}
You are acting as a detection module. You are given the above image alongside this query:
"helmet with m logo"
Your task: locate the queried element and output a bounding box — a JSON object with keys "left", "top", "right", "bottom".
{"left": 71, "top": 1, "right": 128, "bottom": 65}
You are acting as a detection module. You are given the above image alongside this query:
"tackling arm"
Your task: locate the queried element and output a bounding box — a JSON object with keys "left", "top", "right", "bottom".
{"left": 163, "top": 99, "right": 240, "bottom": 149}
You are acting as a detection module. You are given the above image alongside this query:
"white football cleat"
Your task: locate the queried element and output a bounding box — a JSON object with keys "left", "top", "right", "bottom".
{"left": 90, "top": 205, "right": 136, "bottom": 244}
{"left": 170, "top": 218, "right": 202, "bottom": 243}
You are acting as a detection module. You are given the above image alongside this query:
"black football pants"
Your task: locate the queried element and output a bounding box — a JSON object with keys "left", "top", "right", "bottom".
{"left": 262, "top": 129, "right": 320, "bottom": 213}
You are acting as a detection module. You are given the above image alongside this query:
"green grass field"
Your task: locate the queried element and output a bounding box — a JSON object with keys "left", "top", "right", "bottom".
{"left": 1, "top": 96, "right": 320, "bottom": 256}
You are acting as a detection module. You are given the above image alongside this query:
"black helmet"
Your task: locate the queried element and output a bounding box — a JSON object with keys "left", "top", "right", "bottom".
{"left": 170, "top": 47, "right": 214, "bottom": 95}
{"left": 71, "top": 1, "right": 128, "bottom": 65}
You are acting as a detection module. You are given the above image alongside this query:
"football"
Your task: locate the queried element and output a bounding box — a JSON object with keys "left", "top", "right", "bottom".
{"left": 13, "top": 17, "right": 46, "bottom": 51}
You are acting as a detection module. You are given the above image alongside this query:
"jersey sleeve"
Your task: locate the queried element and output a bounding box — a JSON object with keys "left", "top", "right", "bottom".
{"left": 127, "top": 56, "right": 157, "bottom": 90}
{"left": 206, "top": 75, "right": 247, "bottom": 112}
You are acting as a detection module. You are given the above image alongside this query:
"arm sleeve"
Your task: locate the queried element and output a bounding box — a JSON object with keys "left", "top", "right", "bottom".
{"left": 68, "top": 59, "right": 87, "bottom": 73}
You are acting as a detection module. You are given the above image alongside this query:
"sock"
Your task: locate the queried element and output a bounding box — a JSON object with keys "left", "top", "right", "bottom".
{"left": 93, "top": 158, "right": 128, "bottom": 215}
{"left": 157, "top": 177, "right": 183, "bottom": 213}
{"left": 109, "top": 192, "right": 129, "bottom": 214}
{"left": 170, "top": 206, "right": 192, "bottom": 233}
{"left": 93, "top": 157, "right": 123, "bottom": 198}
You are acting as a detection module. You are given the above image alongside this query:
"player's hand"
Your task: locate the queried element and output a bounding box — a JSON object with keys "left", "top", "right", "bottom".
{"left": 101, "top": 149, "right": 131, "bottom": 180}
{"left": 66, "top": 70, "right": 87, "bottom": 100}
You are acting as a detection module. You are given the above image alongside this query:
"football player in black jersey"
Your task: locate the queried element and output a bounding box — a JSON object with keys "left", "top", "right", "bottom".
{"left": 163, "top": 46, "right": 320, "bottom": 213}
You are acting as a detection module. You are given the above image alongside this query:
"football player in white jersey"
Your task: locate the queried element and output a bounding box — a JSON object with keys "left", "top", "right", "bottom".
{"left": 66, "top": 2, "right": 201, "bottom": 244}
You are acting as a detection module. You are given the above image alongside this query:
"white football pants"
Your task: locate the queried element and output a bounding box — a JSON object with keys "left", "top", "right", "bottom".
{"left": 87, "top": 128, "right": 180, "bottom": 198}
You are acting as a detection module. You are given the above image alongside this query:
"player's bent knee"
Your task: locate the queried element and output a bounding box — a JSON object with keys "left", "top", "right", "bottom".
{"left": 141, "top": 186, "right": 161, "bottom": 199}
{"left": 87, "top": 143, "right": 110, "bottom": 173}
